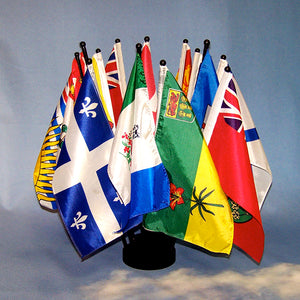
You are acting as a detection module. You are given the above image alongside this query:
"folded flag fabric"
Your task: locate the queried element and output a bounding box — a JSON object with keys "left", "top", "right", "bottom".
{"left": 105, "top": 40, "right": 126, "bottom": 125}
{"left": 141, "top": 39, "right": 158, "bottom": 124}
{"left": 175, "top": 40, "right": 192, "bottom": 96}
{"left": 215, "top": 56, "right": 272, "bottom": 209}
{"left": 33, "top": 56, "right": 83, "bottom": 211}
{"left": 203, "top": 70, "right": 265, "bottom": 263}
{"left": 144, "top": 63, "right": 233, "bottom": 255}
{"left": 233, "top": 77, "right": 272, "bottom": 209}
{"left": 191, "top": 49, "right": 218, "bottom": 128}
{"left": 52, "top": 70, "right": 141, "bottom": 258}
{"left": 108, "top": 52, "right": 170, "bottom": 220}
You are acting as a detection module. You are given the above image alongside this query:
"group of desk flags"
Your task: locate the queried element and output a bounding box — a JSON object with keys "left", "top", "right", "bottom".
{"left": 33, "top": 37, "right": 272, "bottom": 263}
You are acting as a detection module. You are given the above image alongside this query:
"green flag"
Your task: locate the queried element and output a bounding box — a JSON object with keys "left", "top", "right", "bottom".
{"left": 143, "top": 64, "right": 233, "bottom": 255}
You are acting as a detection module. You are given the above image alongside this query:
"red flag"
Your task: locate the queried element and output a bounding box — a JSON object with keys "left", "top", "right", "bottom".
{"left": 141, "top": 38, "right": 157, "bottom": 124}
{"left": 203, "top": 70, "right": 264, "bottom": 263}
{"left": 69, "top": 52, "right": 86, "bottom": 102}
{"left": 181, "top": 47, "right": 192, "bottom": 96}
{"left": 175, "top": 40, "right": 192, "bottom": 96}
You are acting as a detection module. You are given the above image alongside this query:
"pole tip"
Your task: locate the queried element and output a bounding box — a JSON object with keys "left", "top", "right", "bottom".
{"left": 95, "top": 48, "right": 101, "bottom": 53}
{"left": 136, "top": 43, "right": 142, "bottom": 54}
{"left": 87, "top": 58, "right": 92, "bottom": 65}
{"left": 160, "top": 59, "right": 166, "bottom": 66}
{"left": 221, "top": 54, "right": 226, "bottom": 59}
{"left": 204, "top": 39, "right": 210, "bottom": 47}
{"left": 225, "top": 65, "right": 231, "bottom": 73}
{"left": 74, "top": 52, "right": 80, "bottom": 57}
{"left": 195, "top": 48, "right": 200, "bottom": 53}
{"left": 183, "top": 38, "right": 188, "bottom": 43}
{"left": 144, "top": 36, "right": 150, "bottom": 42}
{"left": 80, "top": 41, "right": 86, "bottom": 47}
{"left": 115, "top": 38, "right": 121, "bottom": 43}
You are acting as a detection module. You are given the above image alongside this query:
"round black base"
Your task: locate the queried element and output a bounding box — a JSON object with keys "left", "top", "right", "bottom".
{"left": 122, "top": 228, "right": 176, "bottom": 270}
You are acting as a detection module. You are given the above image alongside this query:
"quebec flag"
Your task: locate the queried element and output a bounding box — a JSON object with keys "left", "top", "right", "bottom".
{"left": 52, "top": 70, "right": 142, "bottom": 259}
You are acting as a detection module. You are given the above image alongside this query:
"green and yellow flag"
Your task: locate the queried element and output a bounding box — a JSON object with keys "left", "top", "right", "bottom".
{"left": 144, "top": 64, "right": 234, "bottom": 255}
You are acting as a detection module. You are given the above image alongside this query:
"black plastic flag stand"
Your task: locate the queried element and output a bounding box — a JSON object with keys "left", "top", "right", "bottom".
{"left": 122, "top": 226, "right": 176, "bottom": 270}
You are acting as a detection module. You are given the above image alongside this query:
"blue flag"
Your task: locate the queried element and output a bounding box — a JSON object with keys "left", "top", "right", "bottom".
{"left": 52, "top": 70, "right": 142, "bottom": 258}
{"left": 191, "top": 50, "right": 218, "bottom": 128}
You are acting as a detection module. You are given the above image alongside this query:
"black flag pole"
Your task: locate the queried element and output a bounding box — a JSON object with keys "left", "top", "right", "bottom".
{"left": 136, "top": 42, "right": 142, "bottom": 55}
{"left": 74, "top": 52, "right": 84, "bottom": 80}
{"left": 80, "top": 41, "right": 89, "bottom": 65}
{"left": 203, "top": 39, "right": 210, "bottom": 59}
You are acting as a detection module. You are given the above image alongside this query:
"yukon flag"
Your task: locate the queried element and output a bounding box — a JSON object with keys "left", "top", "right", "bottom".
{"left": 203, "top": 69, "right": 265, "bottom": 263}
{"left": 144, "top": 62, "right": 233, "bottom": 255}
{"left": 52, "top": 70, "right": 141, "bottom": 258}
{"left": 175, "top": 39, "right": 192, "bottom": 95}
{"left": 105, "top": 39, "right": 127, "bottom": 125}
{"left": 141, "top": 36, "right": 158, "bottom": 124}
{"left": 191, "top": 49, "right": 219, "bottom": 128}
{"left": 33, "top": 55, "right": 83, "bottom": 211}
{"left": 108, "top": 52, "right": 170, "bottom": 220}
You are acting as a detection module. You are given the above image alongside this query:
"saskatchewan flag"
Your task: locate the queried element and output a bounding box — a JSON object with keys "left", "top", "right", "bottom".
{"left": 143, "top": 64, "right": 234, "bottom": 255}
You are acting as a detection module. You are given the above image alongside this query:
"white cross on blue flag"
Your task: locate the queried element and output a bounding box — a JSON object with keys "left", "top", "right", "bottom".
{"left": 52, "top": 70, "right": 142, "bottom": 259}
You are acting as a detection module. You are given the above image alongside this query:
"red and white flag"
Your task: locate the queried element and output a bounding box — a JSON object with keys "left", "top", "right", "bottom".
{"left": 141, "top": 38, "right": 157, "bottom": 124}
{"left": 203, "top": 70, "right": 265, "bottom": 263}
{"left": 105, "top": 40, "right": 126, "bottom": 125}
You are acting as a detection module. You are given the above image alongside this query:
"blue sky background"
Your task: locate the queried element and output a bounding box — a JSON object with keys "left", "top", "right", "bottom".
{"left": 1, "top": 1, "right": 299, "bottom": 299}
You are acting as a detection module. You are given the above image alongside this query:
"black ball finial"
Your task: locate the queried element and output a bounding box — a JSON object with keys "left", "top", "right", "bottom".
{"left": 195, "top": 48, "right": 200, "bottom": 53}
{"left": 160, "top": 59, "right": 166, "bottom": 66}
{"left": 144, "top": 36, "right": 150, "bottom": 42}
{"left": 203, "top": 39, "right": 210, "bottom": 58}
{"left": 80, "top": 41, "right": 89, "bottom": 64}
{"left": 183, "top": 39, "right": 188, "bottom": 43}
{"left": 204, "top": 39, "right": 210, "bottom": 47}
{"left": 87, "top": 58, "right": 92, "bottom": 65}
{"left": 225, "top": 65, "right": 231, "bottom": 73}
{"left": 95, "top": 48, "right": 101, "bottom": 53}
{"left": 136, "top": 43, "right": 142, "bottom": 55}
{"left": 221, "top": 54, "right": 226, "bottom": 60}
{"left": 115, "top": 38, "right": 121, "bottom": 43}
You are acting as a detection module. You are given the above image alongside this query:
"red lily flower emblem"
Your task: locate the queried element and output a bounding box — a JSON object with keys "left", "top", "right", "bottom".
{"left": 170, "top": 183, "right": 184, "bottom": 210}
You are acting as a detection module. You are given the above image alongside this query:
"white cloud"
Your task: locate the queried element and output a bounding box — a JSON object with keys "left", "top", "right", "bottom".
{"left": 79, "top": 263, "right": 300, "bottom": 300}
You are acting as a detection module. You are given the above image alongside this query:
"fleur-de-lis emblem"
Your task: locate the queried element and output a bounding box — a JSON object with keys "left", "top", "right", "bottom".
{"left": 71, "top": 211, "right": 88, "bottom": 230}
{"left": 79, "top": 97, "right": 98, "bottom": 118}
